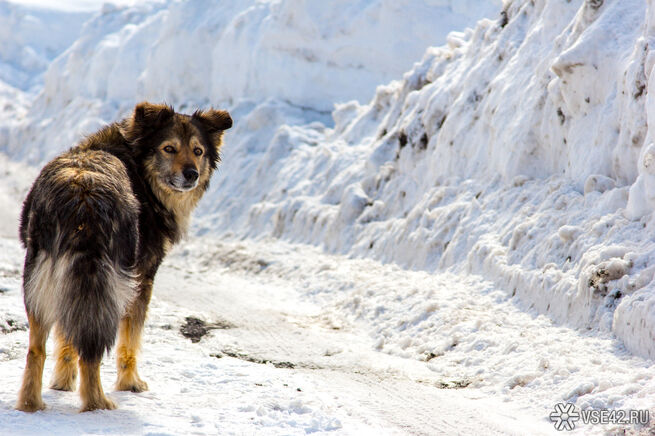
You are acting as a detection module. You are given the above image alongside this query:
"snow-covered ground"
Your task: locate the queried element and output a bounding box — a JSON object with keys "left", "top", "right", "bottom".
{"left": 1, "top": 0, "right": 655, "bottom": 434}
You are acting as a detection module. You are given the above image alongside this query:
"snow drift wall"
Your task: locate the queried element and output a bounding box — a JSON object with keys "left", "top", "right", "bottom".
{"left": 197, "top": 0, "right": 655, "bottom": 360}
{"left": 0, "top": 1, "right": 90, "bottom": 91}
{"left": 2, "top": 0, "right": 500, "bottom": 162}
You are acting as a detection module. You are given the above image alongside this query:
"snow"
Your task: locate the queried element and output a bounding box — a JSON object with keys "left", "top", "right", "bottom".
{"left": 1, "top": 0, "right": 501, "bottom": 162}
{"left": 1, "top": 0, "right": 655, "bottom": 433}
{"left": 0, "top": 1, "right": 91, "bottom": 91}
{"left": 6, "top": 0, "right": 145, "bottom": 12}
{"left": 187, "top": 0, "right": 655, "bottom": 362}
{"left": 0, "top": 203, "right": 652, "bottom": 434}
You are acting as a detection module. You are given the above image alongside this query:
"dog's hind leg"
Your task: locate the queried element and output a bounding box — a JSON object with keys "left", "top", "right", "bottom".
{"left": 50, "top": 325, "right": 78, "bottom": 391}
{"left": 16, "top": 314, "right": 49, "bottom": 412}
{"left": 115, "top": 279, "right": 152, "bottom": 393}
{"left": 79, "top": 358, "right": 115, "bottom": 412}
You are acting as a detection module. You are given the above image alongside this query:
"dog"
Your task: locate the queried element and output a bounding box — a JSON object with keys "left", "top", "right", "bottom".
{"left": 16, "top": 102, "right": 232, "bottom": 412}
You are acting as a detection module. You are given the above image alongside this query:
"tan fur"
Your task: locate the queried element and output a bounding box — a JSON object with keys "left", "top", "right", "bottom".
{"left": 167, "top": 136, "right": 204, "bottom": 176}
{"left": 79, "top": 359, "right": 115, "bottom": 412}
{"left": 54, "top": 168, "right": 114, "bottom": 189}
{"left": 144, "top": 156, "right": 206, "bottom": 235}
{"left": 50, "top": 327, "right": 78, "bottom": 391}
{"left": 16, "top": 315, "right": 48, "bottom": 412}
{"left": 140, "top": 124, "right": 215, "bottom": 235}
{"left": 115, "top": 277, "right": 153, "bottom": 392}
{"left": 54, "top": 153, "right": 135, "bottom": 191}
{"left": 115, "top": 316, "right": 148, "bottom": 392}
{"left": 53, "top": 167, "right": 84, "bottom": 182}
{"left": 162, "top": 238, "right": 173, "bottom": 254}
{"left": 189, "top": 137, "right": 205, "bottom": 154}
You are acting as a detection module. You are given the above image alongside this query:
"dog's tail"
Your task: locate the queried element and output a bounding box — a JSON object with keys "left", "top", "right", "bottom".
{"left": 58, "top": 255, "right": 136, "bottom": 362}
{"left": 23, "top": 154, "right": 139, "bottom": 362}
{"left": 26, "top": 252, "right": 137, "bottom": 362}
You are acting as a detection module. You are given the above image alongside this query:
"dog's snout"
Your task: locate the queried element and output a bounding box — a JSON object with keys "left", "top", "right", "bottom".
{"left": 183, "top": 168, "right": 199, "bottom": 182}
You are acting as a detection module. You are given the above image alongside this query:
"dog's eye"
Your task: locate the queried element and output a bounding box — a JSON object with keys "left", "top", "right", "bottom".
{"left": 163, "top": 145, "right": 176, "bottom": 153}
{"left": 193, "top": 148, "right": 203, "bottom": 156}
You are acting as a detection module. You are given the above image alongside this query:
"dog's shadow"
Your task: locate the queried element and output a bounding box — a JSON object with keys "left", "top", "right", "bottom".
{"left": 0, "top": 390, "right": 146, "bottom": 435}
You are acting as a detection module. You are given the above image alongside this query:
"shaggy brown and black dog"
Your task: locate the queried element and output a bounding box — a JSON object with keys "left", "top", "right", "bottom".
{"left": 16, "top": 102, "right": 232, "bottom": 412}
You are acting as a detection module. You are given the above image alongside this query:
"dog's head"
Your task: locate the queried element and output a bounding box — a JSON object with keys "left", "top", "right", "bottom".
{"left": 121, "top": 102, "right": 232, "bottom": 195}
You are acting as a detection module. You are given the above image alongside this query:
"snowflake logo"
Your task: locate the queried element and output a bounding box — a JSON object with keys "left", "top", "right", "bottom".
{"left": 550, "top": 403, "right": 580, "bottom": 431}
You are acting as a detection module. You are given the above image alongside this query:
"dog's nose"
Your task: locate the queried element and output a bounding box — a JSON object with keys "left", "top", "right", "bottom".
{"left": 183, "top": 168, "right": 199, "bottom": 182}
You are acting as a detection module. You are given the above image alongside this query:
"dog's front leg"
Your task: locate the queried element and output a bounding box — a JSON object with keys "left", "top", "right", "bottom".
{"left": 50, "top": 325, "right": 79, "bottom": 391}
{"left": 115, "top": 278, "right": 152, "bottom": 392}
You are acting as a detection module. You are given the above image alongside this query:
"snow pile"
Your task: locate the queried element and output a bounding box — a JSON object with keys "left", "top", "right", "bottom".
{"left": 195, "top": 0, "right": 655, "bottom": 360}
{"left": 0, "top": 1, "right": 92, "bottom": 149}
{"left": 2, "top": 0, "right": 500, "bottom": 162}
{"left": 0, "top": 154, "right": 36, "bottom": 238}
{"left": 0, "top": 1, "right": 90, "bottom": 91}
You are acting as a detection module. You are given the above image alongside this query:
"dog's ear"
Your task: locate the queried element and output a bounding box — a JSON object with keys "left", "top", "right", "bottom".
{"left": 192, "top": 109, "right": 232, "bottom": 133}
{"left": 120, "top": 102, "right": 174, "bottom": 143}
{"left": 192, "top": 109, "right": 232, "bottom": 169}
{"left": 133, "top": 102, "right": 174, "bottom": 127}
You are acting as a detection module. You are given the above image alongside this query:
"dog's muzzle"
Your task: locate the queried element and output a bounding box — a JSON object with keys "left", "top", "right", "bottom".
{"left": 168, "top": 169, "right": 199, "bottom": 191}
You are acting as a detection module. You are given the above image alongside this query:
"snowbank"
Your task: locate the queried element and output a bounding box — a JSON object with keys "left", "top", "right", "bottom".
{"left": 1, "top": 0, "right": 500, "bottom": 162}
{"left": 0, "top": 1, "right": 90, "bottom": 91}
{"left": 196, "top": 0, "right": 655, "bottom": 360}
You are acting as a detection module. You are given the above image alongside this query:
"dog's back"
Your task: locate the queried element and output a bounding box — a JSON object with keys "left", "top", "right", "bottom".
{"left": 20, "top": 148, "right": 138, "bottom": 362}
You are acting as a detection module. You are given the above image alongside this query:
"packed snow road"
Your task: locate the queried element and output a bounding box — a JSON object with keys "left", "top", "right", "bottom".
{"left": 0, "top": 231, "right": 652, "bottom": 435}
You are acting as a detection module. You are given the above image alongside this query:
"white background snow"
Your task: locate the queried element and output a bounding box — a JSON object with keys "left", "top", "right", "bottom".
{"left": 0, "top": 0, "right": 654, "bottom": 434}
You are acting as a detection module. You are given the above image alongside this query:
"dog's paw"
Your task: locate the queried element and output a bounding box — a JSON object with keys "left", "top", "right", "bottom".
{"left": 115, "top": 376, "right": 148, "bottom": 393}
{"left": 50, "top": 376, "right": 76, "bottom": 392}
{"left": 80, "top": 395, "right": 116, "bottom": 412}
{"left": 16, "top": 398, "right": 46, "bottom": 413}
